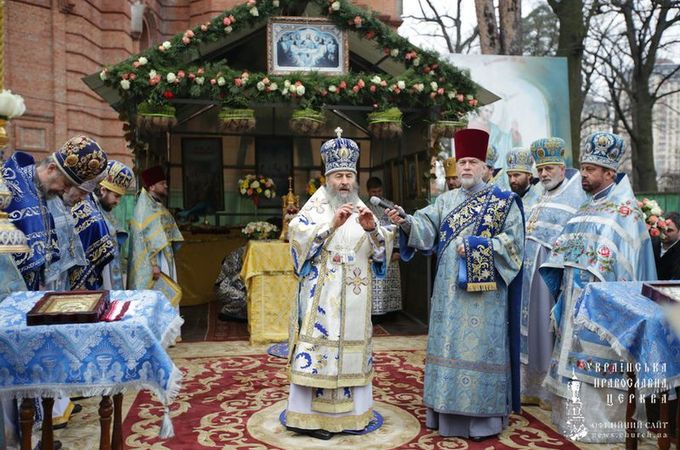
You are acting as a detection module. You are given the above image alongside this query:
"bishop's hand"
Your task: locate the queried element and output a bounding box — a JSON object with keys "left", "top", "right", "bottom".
{"left": 332, "top": 203, "right": 354, "bottom": 229}
{"left": 357, "top": 206, "right": 376, "bottom": 231}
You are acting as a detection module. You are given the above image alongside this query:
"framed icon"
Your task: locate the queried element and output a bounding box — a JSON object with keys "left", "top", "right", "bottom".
{"left": 267, "top": 17, "right": 348, "bottom": 75}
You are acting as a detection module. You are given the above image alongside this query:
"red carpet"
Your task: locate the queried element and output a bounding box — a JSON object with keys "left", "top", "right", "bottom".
{"left": 122, "top": 349, "right": 579, "bottom": 449}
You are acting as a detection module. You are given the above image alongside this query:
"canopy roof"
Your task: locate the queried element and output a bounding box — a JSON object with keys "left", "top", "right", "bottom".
{"left": 84, "top": 0, "right": 498, "bottom": 132}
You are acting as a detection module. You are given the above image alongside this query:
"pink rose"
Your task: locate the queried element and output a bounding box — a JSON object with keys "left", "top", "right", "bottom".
{"left": 370, "top": 85, "right": 376, "bottom": 92}
{"left": 234, "top": 78, "right": 243, "bottom": 87}
{"left": 177, "top": 70, "right": 186, "bottom": 78}
{"left": 201, "top": 24, "right": 208, "bottom": 32}
{"left": 210, "top": 78, "right": 217, "bottom": 85}
{"left": 182, "top": 36, "right": 191, "bottom": 44}
{"left": 223, "top": 17, "right": 232, "bottom": 26}
{"left": 598, "top": 246, "right": 611, "bottom": 258}
{"left": 649, "top": 215, "right": 658, "bottom": 224}
{"left": 618, "top": 205, "right": 631, "bottom": 216}
{"left": 185, "top": 30, "right": 194, "bottom": 38}
{"left": 650, "top": 228, "right": 661, "bottom": 237}
{"left": 352, "top": 85, "right": 360, "bottom": 93}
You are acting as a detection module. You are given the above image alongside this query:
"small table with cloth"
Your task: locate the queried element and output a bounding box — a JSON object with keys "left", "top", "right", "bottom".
{"left": 0, "top": 290, "right": 183, "bottom": 450}
{"left": 239, "top": 240, "right": 297, "bottom": 344}
{"left": 569, "top": 281, "right": 680, "bottom": 449}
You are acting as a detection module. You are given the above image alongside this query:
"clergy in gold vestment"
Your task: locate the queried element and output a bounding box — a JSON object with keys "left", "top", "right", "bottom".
{"left": 285, "top": 129, "right": 394, "bottom": 440}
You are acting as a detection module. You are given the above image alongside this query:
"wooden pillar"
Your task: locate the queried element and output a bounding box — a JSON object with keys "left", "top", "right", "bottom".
{"left": 40, "top": 398, "right": 54, "bottom": 450}
{"left": 112, "top": 393, "right": 124, "bottom": 450}
{"left": 19, "top": 398, "right": 34, "bottom": 450}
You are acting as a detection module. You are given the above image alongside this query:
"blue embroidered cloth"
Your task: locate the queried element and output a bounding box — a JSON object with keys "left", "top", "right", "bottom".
{"left": 572, "top": 281, "right": 680, "bottom": 396}
{"left": 0, "top": 290, "right": 183, "bottom": 405}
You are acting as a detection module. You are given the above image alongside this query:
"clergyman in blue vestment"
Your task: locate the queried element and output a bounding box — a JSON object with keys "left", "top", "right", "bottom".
{"left": 387, "top": 128, "right": 525, "bottom": 440}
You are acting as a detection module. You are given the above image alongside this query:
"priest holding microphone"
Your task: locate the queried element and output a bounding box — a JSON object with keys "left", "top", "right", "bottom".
{"left": 385, "top": 128, "right": 525, "bottom": 441}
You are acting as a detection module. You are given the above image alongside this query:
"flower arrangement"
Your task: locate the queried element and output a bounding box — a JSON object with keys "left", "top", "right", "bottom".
{"left": 241, "top": 221, "right": 278, "bottom": 240}
{"left": 638, "top": 198, "right": 668, "bottom": 238}
{"left": 238, "top": 174, "right": 275, "bottom": 206}
{"left": 306, "top": 175, "right": 326, "bottom": 195}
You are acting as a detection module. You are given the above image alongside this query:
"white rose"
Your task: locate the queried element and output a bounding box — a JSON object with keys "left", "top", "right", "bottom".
{"left": 120, "top": 79, "right": 130, "bottom": 90}
{"left": 99, "top": 70, "right": 108, "bottom": 81}
{"left": 264, "top": 189, "right": 271, "bottom": 198}
{"left": 331, "top": 1, "right": 340, "bottom": 11}
{"left": 195, "top": 76, "right": 205, "bottom": 85}
{"left": 224, "top": 26, "right": 233, "bottom": 33}
{"left": 138, "top": 57, "right": 148, "bottom": 66}
{"left": 448, "top": 91, "right": 455, "bottom": 99}
{"left": 390, "top": 48, "right": 399, "bottom": 57}
{"left": 252, "top": 180, "right": 260, "bottom": 188}
{"left": 414, "top": 83, "right": 424, "bottom": 92}
{"left": 166, "top": 72, "right": 177, "bottom": 83}
{"left": 652, "top": 207, "right": 663, "bottom": 216}
{"left": 273, "top": 0, "right": 280, "bottom": 6}
{"left": 269, "top": 82, "right": 278, "bottom": 91}
{"left": 284, "top": 80, "right": 291, "bottom": 88}
{"left": 240, "top": 188, "right": 246, "bottom": 195}
{"left": 412, "top": 57, "right": 420, "bottom": 66}
{"left": 328, "top": 85, "right": 337, "bottom": 93}
{"left": 397, "top": 80, "right": 405, "bottom": 90}
{"left": 256, "top": 81, "right": 265, "bottom": 91}
{"left": 296, "top": 84, "right": 305, "bottom": 95}
{"left": 250, "top": 7, "right": 259, "bottom": 16}
{"left": 217, "top": 77, "right": 226, "bottom": 86}
{"left": 162, "top": 41, "right": 172, "bottom": 50}
{"left": 430, "top": 81, "right": 438, "bottom": 90}
{"left": 282, "top": 88, "right": 289, "bottom": 95}
{"left": 149, "top": 70, "right": 157, "bottom": 79}
{"left": 371, "top": 76, "right": 382, "bottom": 84}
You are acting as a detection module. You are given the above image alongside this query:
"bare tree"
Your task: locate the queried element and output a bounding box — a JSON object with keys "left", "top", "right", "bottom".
{"left": 522, "top": 3, "right": 559, "bottom": 56}
{"left": 590, "top": 0, "right": 680, "bottom": 191}
{"left": 474, "top": 0, "right": 522, "bottom": 54}
{"left": 401, "top": 0, "right": 479, "bottom": 53}
{"left": 547, "top": 0, "right": 603, "bottom": 163}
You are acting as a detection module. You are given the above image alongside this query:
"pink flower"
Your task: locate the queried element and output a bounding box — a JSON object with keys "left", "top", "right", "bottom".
{"left": 339, "top": 81, "right": 347, "bottom": 89}
{"left": 468, "top": 99, "right": 478, "bottom": 106}
{"left": 197, "top": 68, "right": 204, "bottom": 76}
{"left": 637, "top": 200, "right": 643, "bottom": 208}
{"left": 352, "top": 85, "right": 360, "bottom": 93}
{"left": 185, "top": 30, "right": 194, "bottom": 38}
{"left": 182, "top": 36, "right": 191, "bottom": 44}
{"left": 618, "top": 205, "right": 631, "bottom": 216}
{"left": 457, "top": 94, "right": 464, "bottom": 102}
{"left": 369, "top": 85, "right": 376, "bottom": 92}
{"left": 576, "top": 360, "right": 586, "bottom": 369}
{"left": 223, "top": 17, "right": 232, "bottom": 26}
{"left": 234, "top": 78, "right": 243, "bottom": 87}
{"left": 650, "top": 228, "right": 661, "bottom": 237}
{"left": 177, "top": 70, "right": 186, "bottom": 78}
{"left": 597, "top": 246, "right": 611, "bottom": 258}
{"left": 247, "top": 0, "right": 256, "bottom": 6}
{"left": 357, "top": 79, "right": 365, "bottom": 88}
{"left": 210, "top": 78, "right": 217, "bottom": 85}
{"left": 188, "top": 73, "right": 196, "bottom": 80}
{"left": 133, "top": 61, "right": 140, "bottom": 68}
{"left": 129, "top": 73, "right": 137, "bottom": 81}
{"left": 437, "top": 88, "right": 444, "bottom": 95}
{"left": 201, "top": 24, "right": 208, "bottom": 32}
{"left": 649, "top": 215, "right": 659, "bottom": 224}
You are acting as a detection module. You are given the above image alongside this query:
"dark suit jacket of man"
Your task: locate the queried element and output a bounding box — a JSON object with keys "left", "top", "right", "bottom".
{"left": 652, "top": 237, "right": 680, "bottom": 280}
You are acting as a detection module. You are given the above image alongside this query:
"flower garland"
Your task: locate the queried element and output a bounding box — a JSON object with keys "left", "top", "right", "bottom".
{"left": 241, "top": 221, "right": 279, "bottom": 240}
{"left": 100, "top": 0, "right": 480, "bottom": 153}
{"left": 306, "top": 175, "right": 326, "bottom": 195}
{"left": 638, "top": 198, "right": 668, "bottom": 238}
{"left": 238, "top": 174, "right": 276, "bottom": 206}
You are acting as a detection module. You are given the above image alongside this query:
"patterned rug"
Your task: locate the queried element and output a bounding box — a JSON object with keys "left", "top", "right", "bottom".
{"left": 122, "top": 346, "right": 580, "bottom": 449}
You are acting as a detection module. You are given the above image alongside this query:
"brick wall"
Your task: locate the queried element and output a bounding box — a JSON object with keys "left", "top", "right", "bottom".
{"left": 3, "top": 0, "right": 399, "bottom": 167}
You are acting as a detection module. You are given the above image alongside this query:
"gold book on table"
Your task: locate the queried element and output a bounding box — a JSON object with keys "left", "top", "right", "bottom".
{"left": 27, "top": 291, "right": 109, "bottom": 325}
{"left": 641, "top": 282, "right": 680, "bottom": 305}
{"left": 152, "top": 272, "right": 182, "bottom": 307}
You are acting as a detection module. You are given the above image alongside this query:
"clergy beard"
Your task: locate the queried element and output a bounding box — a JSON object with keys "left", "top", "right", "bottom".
{"left": 542, "top": 177, "right": 563, "bottom": 191}
{"left": 460, "top": 174, "right": 483, "bottom": 190}
{"left": 326, "top": 181, "right": 360, "bottom": 211}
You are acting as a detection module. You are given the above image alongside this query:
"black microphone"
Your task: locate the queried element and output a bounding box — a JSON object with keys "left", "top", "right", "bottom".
{"left": 369, "top": 196, "right": 407, "bottom": 218}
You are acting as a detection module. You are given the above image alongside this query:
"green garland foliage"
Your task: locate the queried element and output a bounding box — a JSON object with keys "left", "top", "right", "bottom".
{"left": 100, "top": 0, "right": 480, "bottom": 118}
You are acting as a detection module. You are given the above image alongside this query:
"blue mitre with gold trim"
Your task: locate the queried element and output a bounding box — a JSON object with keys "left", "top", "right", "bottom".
{"left": 580, "top": 132, "right": 625, "bottom": 171}
{"left": 486, "top": 145, "right": 498, "bottom": 168}
{"left": 53, "top": 135, "right": 107, "bottom": 185}
{"left": 321, "top": 127, "right": 360, "bottom": 175}
{"left": 531, "top": 137, "right": 566, "bottom": 167}
{"left": 506, "top": 148, "right": 534, "bottom": 174}
{"left": 100, "top": 160, "right": 134, "bottom": 196}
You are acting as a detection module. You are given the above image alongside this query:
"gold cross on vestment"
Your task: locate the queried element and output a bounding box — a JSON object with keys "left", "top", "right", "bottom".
{"left": 346, "top": 267, "right": 368, "bottom": 295}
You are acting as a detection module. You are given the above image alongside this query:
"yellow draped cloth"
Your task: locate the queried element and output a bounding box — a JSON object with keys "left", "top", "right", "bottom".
{"left": 239, "top": 240, "right": 297, "bottom": 344}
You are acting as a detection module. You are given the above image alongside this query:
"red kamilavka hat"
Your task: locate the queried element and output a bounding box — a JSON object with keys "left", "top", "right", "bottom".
{"left": 454, "top": 129, "right": 489, "bottom": 162}
{"left": 141, "top": 165, "right": 166, "bottom": 188}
